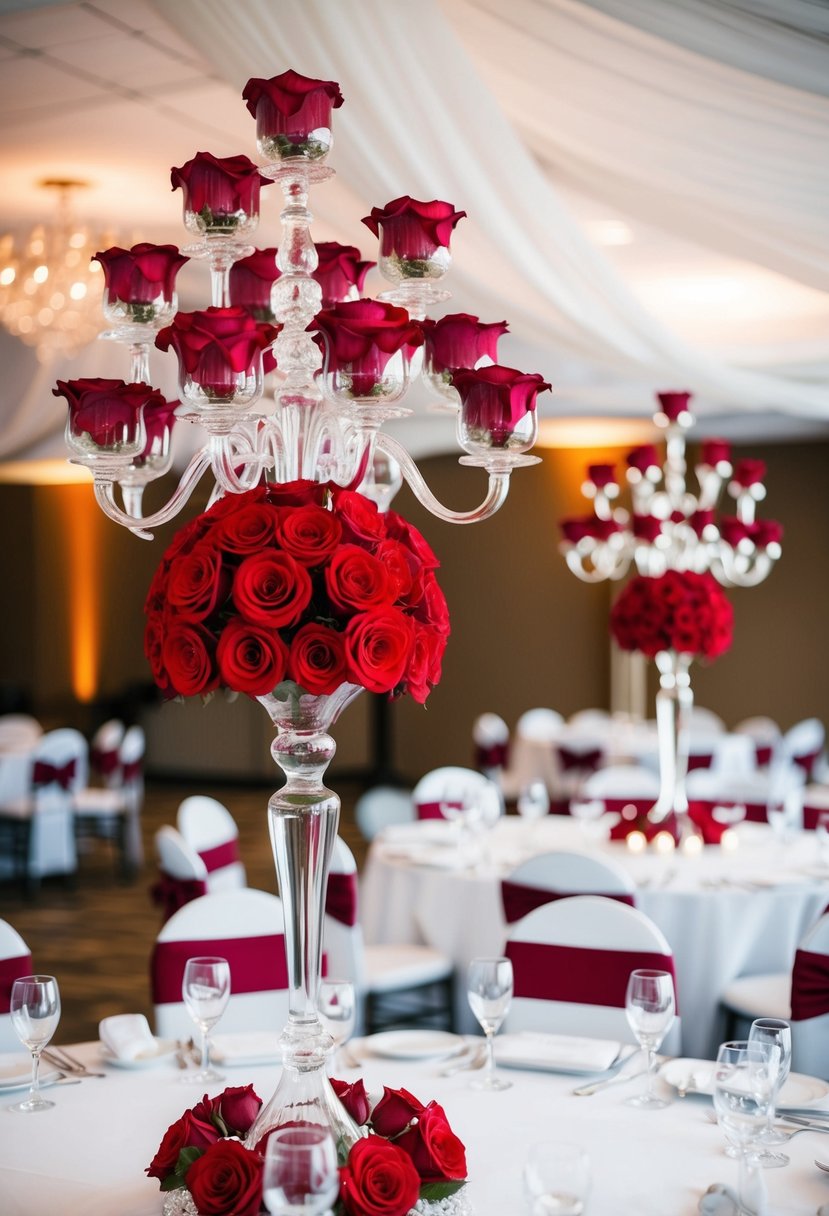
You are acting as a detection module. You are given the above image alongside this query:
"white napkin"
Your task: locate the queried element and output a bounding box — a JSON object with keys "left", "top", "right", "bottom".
{"left": 495, "top": 1032, "right": 620, "bottom": 1073}
{"left": 211, "top": 1031, "right": 282, "bottom": 1066}
{"left": 99, "top": 1014, "right": 157, "bottom": 1061}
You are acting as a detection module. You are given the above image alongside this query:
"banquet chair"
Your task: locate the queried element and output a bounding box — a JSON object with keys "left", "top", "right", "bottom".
{"left": 354, "top": 785, "right": 414, "bottom": 841}
{"left": 0, "top": 918, "right": 33, "bottom": 1052}
{"left": 504, "top": 708, "right": 566, "bottom": 800}
{"left": 734, "top": 716, "right": 782, "bottom": 768}
{"left": 778, "top": 717, "right": 826, "bottom": 782}
{"left": 685, "top": 765, "right": 806, "bottom": 827}
{"left": 550, "top": 735, "right": 607, "bottom": 805}
{"left": 501, "top": 850, "right": 636, "bottom": 925}
{"left": 0, "top": 727, "right": 82, "bottom": 893}
{"left": 325, "top": 837, "right": 454, "bottom": 1035}
{"left": 88, "top": 718, "right": 125, "bottom": 787}
{"left": 177, "top": 795, "right": 247, "bottom": 891}
{"left": 503, "top": 895, "right": 681, "bottom": 1053}
{"left": 152, "top": 825, "right": 209, "bottom": 923}
{"left": 687, "top": 707, "right": 726, "bottom": 734}
{"left": 579, "top": 764, "right": 660, "bottom": 817}
{"left": 73, "top": 724, "right": 146, "bottom": 878}
{"left": 567, "top": 709, "right": 612, "bottom": 732}
{"left": 411, "top": 766, "right": 502, "bottom": 825}
{"left": 151, "top": 887, "right": 289, "bottom": 1039}
{"left": 0, "top": 714, "right": 42, "bottom": 751}
{"left": 472, "top": 712, "right": 510, "bottom": 780}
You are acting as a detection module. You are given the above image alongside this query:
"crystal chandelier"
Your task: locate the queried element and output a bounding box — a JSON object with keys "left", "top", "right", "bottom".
{"left": 55, "top": 70, "right": 549, "bottom": 537}
{"left": 0, "top": 180, "right": 109, "bottom": 363}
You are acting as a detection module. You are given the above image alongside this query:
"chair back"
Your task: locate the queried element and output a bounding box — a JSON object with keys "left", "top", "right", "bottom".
{"left": 580, "top": 764, "right": 659, "bottom": 810}
{"left": 90, "top": 719, "right": 125, "bottom": 785}
{"left": 354, "top": 786, "right": 414, "bottom": 841}
{"left": 177, "top": 796, "right": 246, "bottom": 891}
{"left": 25, "top": 728, "right": 84, "bottom": 877}
{"left": 0, "top": 918, "right": 32, "bottom": 1052}
{"left": 687, "top": 707, "right": 726, "bottom": 734}
{"left": 152, "top": 826, "right": 208, "bottom": 922}
{"left": 501, "top": 850, "right": 636, "bottom": 924}
{"left": 0, "top": 715, "right": 42, "bottom": 751}
{"left": 472, "top": 713, "right": 510, "bottom": 774}
{"left": 516, "top": 709, "right": 565, "bottom": 742}
{"left": 411, "top": 766, "right": 501, "bottom": 824}
{"left": 734, "top": 716, "right": 781, "bottom": 768}
{"left": 790, "top": 912, "right": 829, "bottom": 1077}
{"left": 151, "top": 888, "right": 289, "bottom": 1039}
{"left": 325, "top": 838, "right": 367, "bottom": 1031}
{"left": 567, "top": 709, "right": 611, "bottom": 732}
{"left": 504, "top": 895, "right": 681, "bottom": 1052}
{"left": 780, "top": 718, "right": 826, "bottom": 781}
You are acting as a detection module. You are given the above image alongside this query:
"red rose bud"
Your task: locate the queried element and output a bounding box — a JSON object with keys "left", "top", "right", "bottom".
{"left": 138, "top": 395, "right": 178, "bottom": 465}
{"left": 451, "top": 364, "right": 550, "bottom": 450}
{"left": 370, "top": 1085, "right": 426, "bottom": 1137}
{"left": 243, "top": 70, "right": 343, "bottom": 161}
{"left": 626, "top": 444, "right": 661, "bottom": 473}
{"left": 228, "top": 249, "right": 281, "bottom": 318}
{"left": 632, "top": 515, "right": 662, "bottom": 542}
{"left": 421, "top": 313, "right": 508, "bottom": 373}
{"left": 689, "top": 509, "right": 716, "bottom": 537}
{"left": 587, "top": 463, "right": 616, "bottom": 488}
{"left": 340, "top": 1136, "right": 420, "bottom": 1216}
{"left": 590, "top": 518, "right": 622, "bottom": 541}
{"left": 156, "top": 307, "right": 280, "bottom": 398}
{"left": 330, "top": 1077, "right": 371, "bottom": 1125}
{"left": 751, "top": 519, "right": 783, "bottom": 548}
{"left": 732, "top": 458, "right": 766, "bottom": 487}
{"left": 54, "top": 377, "right": 164, "bottom": 450}
{"left": 362, "top": 196, "right": 467, "bottom": 259}
{"left": 308, "top": 299, "right": 423, "bottom": 397}
{"left": 656, "top": 391, "right": 693, "bottom": 421}
{"left": 215, "top": 1085, "right": 262, "bottom": 1136}
{"left": 93, "top": 243, "right": 188, "bottom": 306}
{"left": 700, "top": 438, "right": 731, "bottom": 467}
{"left": 719, "top": 516, "right": 751, "bottom": 546}
{"left": 313, "top": 242, "right": 375, "bottom": 308}
{"left": 560, "top": 516, "right": 594, "bottom": 544}
{"left": 170, "top": 152, "right": 271, "bottom": 226}
{"left": 187, "top": 1139, "right": 263, "bottom": 1216}
{"left": 395, "top": 1100, "right": 468, "bottom": 1184}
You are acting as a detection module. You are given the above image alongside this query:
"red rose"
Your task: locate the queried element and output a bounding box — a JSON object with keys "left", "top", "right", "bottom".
{"left": 170, "top": 151, "right": 271, "bottom": 218}
{"left": 215, "top": 1084, "right": 263, "bottom": 1136}
{"left": 610, "top": 572, "right": 733, "bottom": 660}
{"left": 451, "top": 365, "right": 550, "bottom": 448}
{"left": 345, "top": 608, "right": 414, "bottom": 694}
{"left": 146, "top": 1110, "right": 217, "bottom": 1181}
{"left": 331, "top": 1077, "right": 371, "bottom": 1125}
{"left": 275, "top": 504, "right": 343, "bottom": 565}
{"left": 93, "top": 243, "right": 188, "bottom": 305}
{"left": 288, "top": 624, "right": 349, "bottom": 694}
{"left": 216, "top": 619, "right": 288, "bottom": 695}
{"left": 308, "top": 299, "right": 423, "bottom": 396}
{"left": 54, "top": 378, "right": 165, "bottom": 449}
{"left": 751, "top": 519, "right": 783, "bottom": 548}
{"left": 407, "top": 624, "right": 446, "bottom": 704}
{"left": 396, "top": 1100, "right": 467, "bottom": 1183}
{"left": 333, "top": 489, "right": 387, "bottom": 545}
{"left": 700, "top": 438, "right": 731, "bottom": 467}
{"left": 656, "top": 391, "right": 693, "bottom": 421}
{"left": 214, "top": 504, "right": 277, "bottom": 554}
{"left": 232, "top": 550, "right": 312, "bottom": 628}
{"left": 732, "top": 458, "right": 766, "bottom": 487}
{"left": 587, "top": 463, "right": 616, "bottom": 487}
{"left": 632, "top": 515, "right": 662, "bottom": 542}
{"left": 421, "top": 313, "right": 508, "bottom": 375}
{"left": 370, "top": 1086, "right": 425, "bottom": 1137}
{"left": 186, "top": 1138, "right": 263, "bottom": 1216}
{"left": 144, "top": 616, "right": 168, "bottom": 690}
{"left": 205, "top": 485, "right": 268, "bottom": 520}
{"left": 362, "top": 196, "right": 467, "bottom": 259}
{"left": 138, "top": 396, "right": 179, "bottom": 465}
{"left": 689, "top": 509, "right": 716, "bottom": 537}
{"left": 266, "top": 480, "right": 329, "bottom": 508}
{"left": 339, "top": 1135, "right": 420, "bottom": 1216}
{"left": 414, "top": 574, "right": 451, "bottom": 636}
{"left": 187, "top": 1096, "right": 226, "bottom": 1147}
{"left": 626, "top": 444, "right": 661, "bottom": 473}
{"left": 384, "top": 511, "right": 439, "bottom": 570}
{"left": 374, "top": 539, "right": 419, "bottom": 601}
{"left": 228, "top": 248, "right": 281, "bottom": 317}
{"left": 326, "top": 544, "right": 395, "bottom": 612}
{"left": 161, "top": 622, "right": 218, "bottom": 697}
{"left": 313, "top": 241, "right": 375, "bottom": 308}
{"left": 719, "top": 516, "right": 751, "bottom": 546}
{"left": 156, "top": 306, "right": 280, "bottom": 396}
{"left": 243, "top": 70, "right": 343, "bottom": 160}
{"left": 166, "top": 543, "right": 227, "bottom": 620}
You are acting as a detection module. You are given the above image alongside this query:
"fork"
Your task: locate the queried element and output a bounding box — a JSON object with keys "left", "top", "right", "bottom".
{"left": 43, "top": 1047, "right": 107, "bottom": 1078}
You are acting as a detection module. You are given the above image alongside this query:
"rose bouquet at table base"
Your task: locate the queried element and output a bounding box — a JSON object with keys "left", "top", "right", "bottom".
{"left": 609, "top": 570, "right": 733, "bottom": 829}
{"left": 148, "top": 1081, "right": 468, "bottom": 1216}
{"left": 144, "top": 479, "right": 450, "bottom": 1151}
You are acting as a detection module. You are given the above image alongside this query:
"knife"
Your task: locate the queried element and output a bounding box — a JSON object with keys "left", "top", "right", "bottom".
{"left": 572, "top": 1064, "right": 646, "bottom": 1096}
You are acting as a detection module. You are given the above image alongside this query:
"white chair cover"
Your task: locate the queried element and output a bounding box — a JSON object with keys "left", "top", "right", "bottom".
{"left": 687, "top": 707, "right": 726, "bottom": 734}
{"left": 779, "top": 718, "right": 826, "bottom": 781}
{"left": 354, "top": 786, "right": 414, "bottom": 841}
{"left": 0, "top": 918, "right": 32, "bottom": 1052}
{"left": 567, "top": 709, "right": 612, "bottom": 732}
{"left": 1, "top": 728, "right": 84, "bottom": 880}
{"left": 504, "top": 709, "right": 566, "bottom": 801}
{"left": 89, "top": 719, "right": 125, "bottom": 787}
{"left": 734, "top": 716, "right": 782, "bottom": 767}
{"left": 177, "top": 796, "right": 246, "bottom": 892}
{"left": 0, "top": 715, "right": 42, "bottom": 752}
{"left": 411, "top": 766, "right": 502, "bottom": 824}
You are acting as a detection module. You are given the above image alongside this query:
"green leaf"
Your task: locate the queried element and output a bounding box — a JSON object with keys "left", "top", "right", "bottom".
{"left": 211, "top": 1110, "right": 229, "bottom": 1138}
{"left": 419, "top": 1180, "right": 467, "bottom": 1202}
{"left": 160, "top": 1176, "right": 186, "bottom": 1193}
{"left": 175, "top": 1146, "right": 203, "bottom": 1176}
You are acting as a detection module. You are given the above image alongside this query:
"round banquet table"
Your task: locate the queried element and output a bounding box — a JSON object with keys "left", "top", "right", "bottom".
{"left": 3, "top": 1039, "right": 829, "bottom": 1215}
{"left": 361, "top": 817, "right": 829, "bottom": 1058}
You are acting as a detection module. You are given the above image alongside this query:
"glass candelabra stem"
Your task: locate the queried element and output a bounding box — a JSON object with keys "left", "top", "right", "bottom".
{"left": 129, "top": 341, "right": 151, "bottom": 385}
{"left": 649, "top": 649, "right": 692, "bottom": 824}
{"left": 377, "top": 433, "right": 511, "bottom": 524}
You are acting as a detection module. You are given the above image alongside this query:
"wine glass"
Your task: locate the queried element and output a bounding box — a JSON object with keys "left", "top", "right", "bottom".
{"left": 517, "top": 782, "right": 550, "bottom": 822}
{"left": 467, "top": 956, "right": 513, "bottom": 1091}
{"left": 318, "top": 979, "right": 356, "bottom": 1073}
{"left": 262, "top": 1125, "right": 340, "bottom": 1215}
{"left": 8, "top": 975, "right": 61, "bottom": 1113}
{"left": 182, "top": 956, "right": 231, "bottom": 1084}
{"left": 624, "top": 969, "right": 675, "bottom": 1109}
{"left": 523, "top": 1141, "right": 591, "bottom": 1216}
{"left": 748, "top": 1017, "right": 792, "bottom": 1167}
{"left": 713, "top": 1039, "right": 780, "bottom": 1213}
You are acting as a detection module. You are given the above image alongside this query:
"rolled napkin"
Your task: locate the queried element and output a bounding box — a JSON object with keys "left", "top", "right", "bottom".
{"left": 494, "top": 1031, "right": 620, "bottom": 1073}
{"left": 99, "top": 1013, "right": 158, "bottom": 1061}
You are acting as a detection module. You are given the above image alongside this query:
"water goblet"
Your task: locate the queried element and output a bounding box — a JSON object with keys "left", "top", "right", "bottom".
{"left": 467, "top": 956, "right": 513, "bottom": 1091}
{"left": 318, "top": 979, "right": 356, "bottom": 1072}
{"left": 712, "top": 1039, "right": 780, "bottom": 1213}
{"left": 8, "top": 975, "right": 61, "bottom": 1113}
{"left": 748, "top": 1017, "right": 792, "bottom": 1167}
{"left": 518, "top": 782, "right": 550, "bottom": 822}
{"left": 523, "top": 1141, "right": 591, "bottom": 1216}
{"left": 624, "top": 968, "right": 675, "bottom": 1109}
{"left": 182, "top": 956, "right": 231, "bottom": 1084}
{"left": 262, "top": 1125, "right": 340, "bottom": 1216}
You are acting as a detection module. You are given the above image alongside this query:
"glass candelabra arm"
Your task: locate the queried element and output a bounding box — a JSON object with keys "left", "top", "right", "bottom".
{"left": 91, "top": 447, "right": 213, "bottom": 539}
{"left": 208, "top": 431, "right": 271, "bottom": 496}
{"left": 563, "top": 540, "right": 633, "bottom": 583}
{"left": 709, "top": 547, "right": 777, "bottom": 589}
{"left": 375, "top": 432, "right": 511, "bottom": 524}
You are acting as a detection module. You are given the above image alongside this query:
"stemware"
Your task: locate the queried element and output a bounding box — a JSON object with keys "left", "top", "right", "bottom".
{"left": 467, "top": 956, "right": 513, "bottom": 1091}
{"left": 262, "top": 1125, "right": 340, "bottom": 1215}
{"left": 8, "top": 975, "right": 61, "bottom": 1113}
{"left": 517, "top": 782, "right": 550, "bottom": 823}
{"left": 318, "top": 979, "right": 356, "bottom": 1073}
{"left": 624, "top": 968, "right": 675, "bottom": 1109}
{"left": 816, "top": 810, "right": 829, "bottom": 866}
{"left": 748, "top": 1017, "right": 792, "bottom": 1167}
{"left": 712, "top": 1039, "right": 780, "bottom": 1213}
{"left": 182, "top": 956, "right": 231, "bottom": 1084}
{"left": 523, "top": 1141, "right": 591, "bottom": 1216}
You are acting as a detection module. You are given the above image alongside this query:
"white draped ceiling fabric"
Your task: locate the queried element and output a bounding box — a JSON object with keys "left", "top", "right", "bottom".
{"left": 151, "top": 0, "right": 828, "bottom": 424}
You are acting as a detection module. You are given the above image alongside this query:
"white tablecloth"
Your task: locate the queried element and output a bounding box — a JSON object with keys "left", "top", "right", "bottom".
{"left": 361, "top": 818, "right": 829, "bottom": 1057}
{"left": 2, "top": 1039, "right": 829, "bottom": 1215}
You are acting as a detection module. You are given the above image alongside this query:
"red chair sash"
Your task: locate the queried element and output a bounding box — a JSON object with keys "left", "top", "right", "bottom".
{"left": 325, "top": 872, "right": 358, "bottom": 926}
{"left": 505, "top": 940, "right": 678, "bottom": 1011}
{"left": 151, "top": 873, "right": 208, "bottom": 923}
{"left": 151, "top": 933, "right": 288, "bottom": 1005}
{"left": 91, "top": 746, "right": 120, "bottom": 777}
{"left": 475, "top": 742, "right": 509, "bottom": 770}
{"left": 415, "top": 799, "right": 463, "bottom": 821}
{"left": 198, "top": 840, "right": 240, "bottom": 874}
{"left": 0, "top": 953, "right": 33, "bottom": 1015}
{"left": 557, "top": 746, "right": 603, "bottom": 773}
{"left": 803, "top": 804, "right": 828, "bottom": 832}
{"left": 121, "top": 758, "right": 143, "bottom": 782}
{"left": 791, "top": 949, "right": 829, "bottom": 1021}
{"left": 793, "top": 749, "right": 821, "bottom": 779}
{"left": 501, "top": 880, "right": 634, "bottom": 924}
{"left": 755, "top": 745, "right": 774, "bottom": 767}
{"left": 687, "top": 753, "right": 714, "bottom": 771}
{"left": 32, "top": 758, "right": 76, "bottom": 790}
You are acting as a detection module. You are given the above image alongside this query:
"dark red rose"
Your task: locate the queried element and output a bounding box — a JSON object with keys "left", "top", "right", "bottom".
{"left": 216, "top": 619, "right": 288, "bottom": 695}
{"left": 732, "top": 458, "right": 766, "bottom": 487}
{"left": 345, "top": 608, "right": 414, "bottom": 694}
{"left": 93, "top": 243, "right": 188, "bottom": 304}
{"left": 144, "top": 616, "right": 168, "bottom": 690}
{"left": 156, "top": 307, "right": 280, "bottom": 397}
{"left": 384, "top": 511, "right": 439, "bottom": 569}
{"left": 414, "top": 573, "right": 451, "bottom": 635}
{"left": 170, "top": 151, "right": 271, "bottom": 218}
{"left": 632, "top": 515, "right": 662, "bottom": 542}
{"left": 362, "top": 196, "right": 467, "bottom": 259}
{"left": 326, "top": 544, "right": 395, "bottom": 612}
{"left": 209, "top": 1085, "right": 262, "bottom": 1137}
{"left": 751, "top": 519, "right": 783, "bottom": 548}
{"left": 626, "top": 444, "right": 661, "bottom": 473}
{"left": 161, "top": 622, "right": 218, "bottom": 696}
{"left": 610, "top": 571, "right": 733, "bottom": 660}
{"left": 313, "top": 242, "right": 375, "bottom": 308}
{"left": 214, "top": 504, "right": 276, "bottom": 554}
{"left": 265, "top": 479, "right": 329, "bottom": 508}
{"left": 689, "top": 509, "right": 716, "bottom": 537}
{"left": 700, "top": 438, "right": 731, "bottom": 467}
{"left": 139, "top": 396, "right": 179, "bottom": 464}
{"left": 243, "top": 70, "right": 343, "bottom": 159}
{"left": 560, "top": 515, "right": 622, "bottom": 544}
{"left": 396, "top": 1100, "right": 467, "bottom": 1183}
{"left": 146, "top": 1110, "right": 217, "bottom": 1181}
{"left": 287, "top": 623, "right": 349, "bottom": 694}
{"left": 186, "top": 1138, "right": 263, "bottom": 1216}
{"left": 333, "top": 488, "right": 387, "bottom": 544}
{"left": 407, "top": 624, "right": 446, "bottom": 704}
{"left": 370, "top": 1086, "right": 425, "bottom": 1137}
{"left": 54, "top": 378, "right": 166, "bottom": 449}
{"left": 421, "top": 313, "right": 508, "bottom": 374}
{"left": 308, "top": 299, "right": 423, "bottom": 397}
{"left": 205, "top": 485, "right": 269, "bottom": 520}
{"left": 339, "top": 1135, "right": 421, "bottom": 1216}
{"left": 167, "top": 543, "right": 227, "bottom": 620}
{"left": 656, "top": 391, "right": 693, "bottom": 421}
{"left": 451, "top": 365, "right": 550, "bottom": 447}
{"left": 374, "top": 539, "right": 419, "bottom": 601}
{"left": 228, "top": 248, "right": 281, "bottom": 317}
{"left": 330, "top": 1077, "right": 371, "bottom": 1125}
{"left": 275, "top": 504, "right": 343, "bottom": 565}
{"left": 587, "top": 463, "right": 616, "bottom": 487}
{"left": 719, "top": 516, "right": 751, "bottom": 546}
{"left": 232, "top": 550, "right": 312, "bottom": 628}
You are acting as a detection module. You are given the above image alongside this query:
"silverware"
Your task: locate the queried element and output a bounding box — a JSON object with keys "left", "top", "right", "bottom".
{"left": 779, "top": 1115, "right": 829, "bottom": 1135}
{"left": 572, "top": 1066, "right": 646, "bottom": 1096}
{"left": 815, "top": 1159, "right": 829, "bottom": 1173}
{"left": 43, "top": 1047, "right": 107, "bottom": 1078}
{"left": 778, "top": 1106, "right": 829, "bottom": 1120}
{"left": 440, "top": 1047, "right": 486, "bottom": 1077}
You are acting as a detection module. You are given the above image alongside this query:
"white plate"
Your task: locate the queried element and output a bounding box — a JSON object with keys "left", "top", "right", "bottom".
{"left": 659, "top": 1057, "right": 829, "bottom": 1105}
{"left": 0, "top": 1054, "right": 62, "bottom": 1092}
{"left": 359, "top": 1030, "right": 464, "bottom": 1060}
{"left": 100, "top": 1038, "right": 177, "bottom": 1069}
{"left": 495, "top": 1032, "right": 622, "bottom": 1076}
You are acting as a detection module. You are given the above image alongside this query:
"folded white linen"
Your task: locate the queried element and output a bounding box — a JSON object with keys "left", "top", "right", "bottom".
{"left": 211, "top": 1031, "right": 282, "bottom": 1066}
{"left": 98, "top": 1013, "right": 157, "bottom": 1061}
{"left": 495, "top": 1032, "right": 620, "bottom": 1073}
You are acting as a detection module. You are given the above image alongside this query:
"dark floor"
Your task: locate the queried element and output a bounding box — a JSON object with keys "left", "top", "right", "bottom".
{"left": 0, "top": 779, "right": 369, "bottom": 1044}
